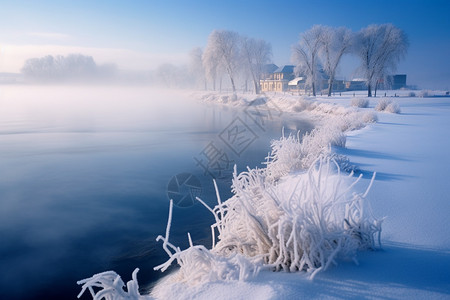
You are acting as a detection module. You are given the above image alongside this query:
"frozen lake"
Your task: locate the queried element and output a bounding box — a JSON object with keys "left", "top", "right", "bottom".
{"left": 0, "top": 86, "right": 313, "bottom": 299}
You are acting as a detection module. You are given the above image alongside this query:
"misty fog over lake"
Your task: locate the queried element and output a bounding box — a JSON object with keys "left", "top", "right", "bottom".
{"left": 0, "top": 85, "right": 313, "bottom": 299}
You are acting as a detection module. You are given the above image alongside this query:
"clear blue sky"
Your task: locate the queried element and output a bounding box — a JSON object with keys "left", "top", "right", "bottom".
{"left": 1, "top": 0, "right": 449, "bottom": 89}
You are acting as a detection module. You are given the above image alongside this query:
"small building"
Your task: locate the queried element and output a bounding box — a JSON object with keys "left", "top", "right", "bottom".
{"left": 329, "top": 79, "right": 346, "bottom": 92}
{"left": 288, "top": 77, "right": 306, "bottom": 91}
{"left": 260, "top": 65, "right": 295, "bottom": 92}
{"left": 346, "top": 78, "right": 366, "bottom": 91}
{"left": 386, "top": 74, "right": 407, "bottom": 90}
{"left": 261, "top": 64, "right": 279, "bottom": 78}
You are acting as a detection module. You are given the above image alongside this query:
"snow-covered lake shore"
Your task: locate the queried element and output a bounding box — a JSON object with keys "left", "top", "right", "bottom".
{"left": 79, "top": 91, "right": 450, "bottom": 299}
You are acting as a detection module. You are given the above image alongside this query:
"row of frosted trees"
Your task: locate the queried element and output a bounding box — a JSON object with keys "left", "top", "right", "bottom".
{"left": 190, "top": 30, "right": 272, "bottom": 94}
{"left": 21, "top": 54, "right": 117, "bottom": 82}
{"left": 192, "top": 24, "right": 408, "bottom": 97}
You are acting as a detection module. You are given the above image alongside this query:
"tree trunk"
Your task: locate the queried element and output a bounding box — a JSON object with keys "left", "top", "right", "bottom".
{"left": 253, "top": 80, "right": 260, "bottom": 94}
{"left": 312, "top": 81, "right": 316, "bottom": 97}
{"left": 367, "top": 84, "right": 372, "bottom": 97}
{"left": 327, "top": 78, "right": 333, "bottom": 97}
{"left": 229, "top": 75, "right": 236, "bottom": 93}
{"left": 374, "top": 81, "right": 379, "bottom": 97}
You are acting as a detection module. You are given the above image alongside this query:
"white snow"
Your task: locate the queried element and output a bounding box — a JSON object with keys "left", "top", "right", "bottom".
{"left": 79, "top": 91, "right": 450, "bottom": 299}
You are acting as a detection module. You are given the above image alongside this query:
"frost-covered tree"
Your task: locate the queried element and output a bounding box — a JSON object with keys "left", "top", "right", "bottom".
{"left": 292, "top": 25, "right": 325, "bottom": 96}
{"left": 21, "top": 54, "right": 116, "bottom": 82}
{"left": 189, "top": 47, "right": 206, "bottom": 90}
{"left": 204, "top": 30, "right": 241, "bottom": 93}
{"left": 355, "top": 24, "right": 408, "bottom": 97}
{"left": 241, "top": 36, "right": 272, "bottom": 94}
{"left": 202, "top": 37, "right": 221, "bottom": 91}
{"left": 319, "top": 26, "right": 353, "bottom": 97}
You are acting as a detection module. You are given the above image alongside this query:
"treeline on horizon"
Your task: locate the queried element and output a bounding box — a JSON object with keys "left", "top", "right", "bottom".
{"left": 19, "top": 24, "right": 408, "bottom": 97}
{"left": 195, "top": 24, "right": 408, "bottom": 97}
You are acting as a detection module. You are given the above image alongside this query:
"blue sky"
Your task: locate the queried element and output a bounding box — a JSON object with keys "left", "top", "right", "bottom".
{"left": 1, "top": 0, "right": 449, "bottom": 89}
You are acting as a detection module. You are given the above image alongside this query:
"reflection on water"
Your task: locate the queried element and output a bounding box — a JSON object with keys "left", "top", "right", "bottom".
{"left": 0, "top": 86, "right": 313, "bottom": 299}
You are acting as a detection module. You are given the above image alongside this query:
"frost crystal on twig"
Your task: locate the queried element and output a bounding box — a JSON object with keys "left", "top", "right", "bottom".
{"left": 153, "top": 200, "right": 261, "bottom": 285}
{"left": 77, "top": 268, "right": 150, "bottom": 300}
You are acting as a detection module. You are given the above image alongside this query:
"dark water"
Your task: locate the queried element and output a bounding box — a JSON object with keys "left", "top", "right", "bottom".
{"left": 0, "top": 86, "right": 313, "bottom": 299}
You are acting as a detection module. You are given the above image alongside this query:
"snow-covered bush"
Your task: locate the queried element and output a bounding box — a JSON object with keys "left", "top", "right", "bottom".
{"left": 375, "top": 99, "right": 400, "bottom": 114}
{"left": 292, "top": 97, "right": 314, "bottom": 112}
{"left": 362, "top": 111, "right": 378, "bottom": 123}
{"left": 264, "top": 127, "right": 346, "bottom": 182}
{"left": 197, "top": 157, "right": 382, "bottom": 279}
{"left": 419, "top": 90, "right": 429, "bottom": 97}
{"left": 150, "top": 158, "right": 382, "bottom": 286}
{"left": 351, "top": 98, "right": 369, "bottom": 108}
{"left": 147, "top": 145, "right": 382, "bottom": 290}
{"left": 385, "top": 102, "right": 401, "bottom": 113}
{"left": 153, "top": 200, "right": 261, "bottom": 285}
{"left": 375, "top": 98, "right": 390, "bottom": 111}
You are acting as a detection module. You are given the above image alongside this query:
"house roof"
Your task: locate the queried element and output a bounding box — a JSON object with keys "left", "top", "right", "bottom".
{"left": 274, "top": 65, "right": 294, "bottom": 74}
{"left": 288, "top": 77, "right": 305, "bottom": 85}
{"left": 262, "top": 64, "right": 278, "bottom": 74}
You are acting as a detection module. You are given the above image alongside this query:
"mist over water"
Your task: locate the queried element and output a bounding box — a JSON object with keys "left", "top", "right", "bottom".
{"left": 0, "top": 85, "right": 313, "bottom": 299}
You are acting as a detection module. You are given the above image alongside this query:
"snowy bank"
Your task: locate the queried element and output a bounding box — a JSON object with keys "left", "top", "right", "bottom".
{"left": 78, "top": 92, "right": 450, "bottom": 299}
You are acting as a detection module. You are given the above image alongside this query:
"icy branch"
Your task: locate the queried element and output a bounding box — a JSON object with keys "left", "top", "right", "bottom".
{"left": 77, "top": 268, "right": 151, "bottom": 300}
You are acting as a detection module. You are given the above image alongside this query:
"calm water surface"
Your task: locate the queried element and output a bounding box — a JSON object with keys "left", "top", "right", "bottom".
{"left": 0, "top": 86, "right": 313, "bottom": 299}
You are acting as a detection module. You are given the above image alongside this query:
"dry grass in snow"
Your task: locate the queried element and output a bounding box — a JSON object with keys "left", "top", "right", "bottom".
{"left": 150, "top": 155, "right": 382, "bottom": 289}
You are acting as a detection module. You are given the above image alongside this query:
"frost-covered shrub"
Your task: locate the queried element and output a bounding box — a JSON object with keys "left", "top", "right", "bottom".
{"left": 329, "top": 153, "right": 358, "bottom": 172}
{"left": 292, "top": 97, "right": 313, "bottom": 112}
{"left": 153, "top": 200, "right": 261, "bottom": 285}
{"left": 419, "top": 90, "right": 429, "bottom": 97}
{"left": 385, "top": 102, "right": 401, "bottom": 114}
{"left": 197, "top": 158, "right": 382, "bottom": 279}
{"left": 264, "top": 127, "right": 346, "bottom": 182}
{"left": 265, "top": 133, "right": 304, "bottom": 181}
{"left": 77, "top": 268, "right": 151, "bottom": 300}
{"left": 375, "top": 99, "right": 400, "bottom": 114}
{"left": 351, "top": 98, "right": 369, "bottom": 108}
{"left": 149, "top": 154, "right": 381, "bottom": 289}
{"left": 362, "top": 111, "right": 378, "bottom": 123}
{"left": 375, "top": 98, "right": 390, "bottom": 111}
{"left": 151, "top": 158, "right": 382, "bottom": 283}
{"left": 326, "top": 111, "right": 372, "bottom": 133}
{"left": 303, "top": 102, "right": 374, "bottom": 132}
